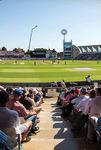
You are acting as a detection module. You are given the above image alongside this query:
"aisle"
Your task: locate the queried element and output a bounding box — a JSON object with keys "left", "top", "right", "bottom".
{"left": 22, "top": 97, "right": 98, "bottom": 150}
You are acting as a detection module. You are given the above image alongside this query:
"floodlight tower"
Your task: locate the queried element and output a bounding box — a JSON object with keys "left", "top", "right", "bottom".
{"left": 61, "top": 29, "right": 67, "bottom": 43}
{"left": 28, "top": 25, "right": 38, "bottom": 52}
{"left": 61, "top": 29, "right": 68, "bottom": 59}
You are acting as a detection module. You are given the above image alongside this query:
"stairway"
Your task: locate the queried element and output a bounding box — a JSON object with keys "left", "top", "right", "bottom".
{"left": 22, "top": 97, "right": 98, "bottom": 150}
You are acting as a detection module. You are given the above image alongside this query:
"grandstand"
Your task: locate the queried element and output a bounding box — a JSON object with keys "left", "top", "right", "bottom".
{"left": 73, "top": 45, "right": 101, "bottom": 60}
{"left": 0, "top": 50, "right": 24, "bottom": 59}
{"left": 0, "top": 44, "right": 101, "bottom": 60}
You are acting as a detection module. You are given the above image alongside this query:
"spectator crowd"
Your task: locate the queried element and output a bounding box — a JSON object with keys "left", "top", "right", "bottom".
{"left": 0, "top": 85, "right": 44, "bottom": 149}
{"left": 57, "top": 83, "right": 101, "bottom": 146}
{"left": 1, "top": 81, "right": 101, "bottom": 149}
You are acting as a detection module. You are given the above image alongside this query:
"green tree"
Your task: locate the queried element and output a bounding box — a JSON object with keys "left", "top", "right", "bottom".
{"left": 1, "top": 46, "right": 7, "bottom": 51}
{"left": 13, "top": 48, "right": 25, "bottom": 53}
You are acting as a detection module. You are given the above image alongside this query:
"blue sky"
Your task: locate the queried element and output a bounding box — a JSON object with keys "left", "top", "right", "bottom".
{"left": 0, "top": 0, "right": 101, "bottom": 52}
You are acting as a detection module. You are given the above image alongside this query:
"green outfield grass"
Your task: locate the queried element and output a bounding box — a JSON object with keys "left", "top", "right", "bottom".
{"left": 0, "top": 60, "right": 101, "bottom": 83}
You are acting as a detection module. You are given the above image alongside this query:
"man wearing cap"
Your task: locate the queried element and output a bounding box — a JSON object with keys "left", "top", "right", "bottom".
{"left": 8, "top": 88, "right": 39, "bottom": 133}
{"left": 8, "top": 88, "right": 36, "bottom": 117}
{"left": 0, "top": 90, "right": 32, "bottom": 143}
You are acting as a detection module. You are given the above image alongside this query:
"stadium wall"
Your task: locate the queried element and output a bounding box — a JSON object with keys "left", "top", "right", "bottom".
{"left": 1, "top": 80, "right": 101, "bottom": 88}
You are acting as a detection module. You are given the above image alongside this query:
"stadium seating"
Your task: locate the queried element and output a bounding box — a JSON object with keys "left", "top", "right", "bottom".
{"left": 75, "top": 52, "right": 101, "bottom": 60}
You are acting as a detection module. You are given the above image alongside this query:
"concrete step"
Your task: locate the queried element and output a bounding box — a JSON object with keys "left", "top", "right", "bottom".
{"left": 22, "top": 97, "right": 98, "bottom": 150}
{"left": 31, "top": 128, "right": 73, "bottom": 139}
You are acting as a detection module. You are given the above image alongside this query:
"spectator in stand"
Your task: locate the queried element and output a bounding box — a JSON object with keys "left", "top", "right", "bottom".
{"left": 0, "top": 89, "right": 32, "bottom": 143}
{"left": 71, "top": 87, "right": 89, "bottom": 112}
{"left": 57, "top": 88, "right": 68, "bottom": 105}
{"left": 71, "top": 89, "right": 96, "bottom": 132}
{"left": 61, "top": 89, "right": 75, "bottom": 108}
{"left": 85, "top": 88, "right": 101, "bottom": 144}
{"left": 60, "top": 80, "right": 66, "bottom": 89}
{"left": 36, "top": 88, "right": 44, "bottom": 103}
{"left": 70, "top": 87, "right": 89, "bottom": 124}
{"left": 28, "top": 88, "right": 43, "bottom": 106}
{"left": 6, "top": 87, "right": 14, "bottom": 106}
{"left": 6, "top": 87, "right": 13, "bottom": 95}
{"left": 51, "top": 81, "right": 57, "bottom": 87}
{"left": 83, "top": 89, "right": 96, "bottom": 116}
{"left": 19, "top": 88, "right": 42, "bottom": 114}
{"left": 85, "top": 75, "right": 92, "bottom": 86}
{"left": 42, "top": 87, "right": 46, "bottom": 98}
{"left": 61, "top": 88, "right": 80, "bottom": 118}
{"left": 7, "top": 88, "right": 39, "bottom": 133}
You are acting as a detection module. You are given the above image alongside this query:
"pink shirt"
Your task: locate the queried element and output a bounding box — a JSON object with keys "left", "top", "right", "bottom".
{"left": 65, "top": 93, "right": 74, "bottom": 103}
{"left": 12, "top": 100, "right": 27, "bottom": 117}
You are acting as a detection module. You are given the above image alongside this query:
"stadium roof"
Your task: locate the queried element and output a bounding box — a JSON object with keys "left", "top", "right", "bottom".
{"left": 78, "top": 45, "right": 101, "bottom": 53}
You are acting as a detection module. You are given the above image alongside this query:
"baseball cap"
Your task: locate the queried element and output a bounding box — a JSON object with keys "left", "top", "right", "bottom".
{"left": 13, "top": 88, "right": 23, "bottom": 96}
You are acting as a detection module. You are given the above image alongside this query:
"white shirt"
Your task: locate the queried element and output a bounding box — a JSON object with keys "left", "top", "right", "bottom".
{"left": 72, "top": 95, "right": 89, "bottom": 111}
{"left": 76, "top": 97, "right": 89, "bottom": 112}
{"left": 86, "top": 76, "right": 91, "bottom": 82}
{"left": 83, "top": 98, "right": 92, "bottom": 115}
{"left": 88, "top": 96, "right": 101, "bottom": 117}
